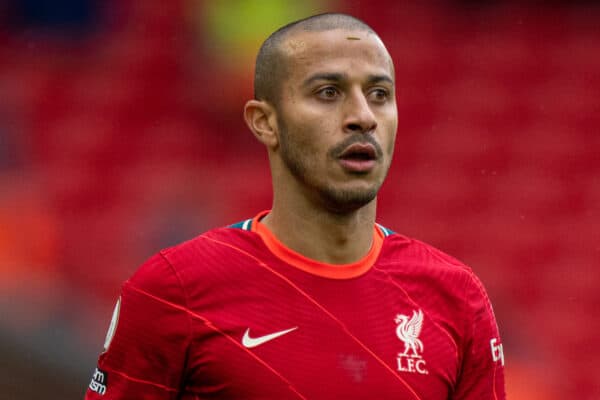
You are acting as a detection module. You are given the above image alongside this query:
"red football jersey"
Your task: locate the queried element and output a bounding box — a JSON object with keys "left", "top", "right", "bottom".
{"left": 86, "top": 211, "right": 505, "bottom": 399}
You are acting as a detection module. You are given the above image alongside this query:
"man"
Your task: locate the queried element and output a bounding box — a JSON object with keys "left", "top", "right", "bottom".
{"left": 85, "top": 13, "right": 505, "bottom": 399}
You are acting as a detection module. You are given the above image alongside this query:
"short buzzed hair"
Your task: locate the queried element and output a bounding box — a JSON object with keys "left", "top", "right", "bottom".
{"left": 254, "top": 13, "right": 376, "bottom": 105}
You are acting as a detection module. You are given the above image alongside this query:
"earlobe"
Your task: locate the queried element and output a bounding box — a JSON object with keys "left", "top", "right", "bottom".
{"left": 244, "top": 100, "right": 279, "bottom": 149}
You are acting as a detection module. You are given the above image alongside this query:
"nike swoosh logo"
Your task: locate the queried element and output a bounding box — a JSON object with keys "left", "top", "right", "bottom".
{"left": 242, "top": 327, "right": 298, "bottom": 348}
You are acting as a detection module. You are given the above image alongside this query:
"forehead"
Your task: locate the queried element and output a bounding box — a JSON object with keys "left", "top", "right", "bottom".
{"left": 280, "top": 29, "right": 394, "bottom": 83}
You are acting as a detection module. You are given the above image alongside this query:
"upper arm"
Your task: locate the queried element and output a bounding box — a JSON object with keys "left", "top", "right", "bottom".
{"left": 85, "top": 253, "right": 191, "bottom": 399}
{"left": 452, "top": 273, "right": 505, "bottom": 400}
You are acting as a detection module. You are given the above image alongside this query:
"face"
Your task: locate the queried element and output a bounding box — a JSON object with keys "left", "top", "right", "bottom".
{"left": 273, "top": 28, "right": 398, "bottom": 212}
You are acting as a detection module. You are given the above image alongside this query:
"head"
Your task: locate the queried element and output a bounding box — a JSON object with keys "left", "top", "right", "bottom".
{"left": 244, "top": 13, "right": 398, "bottom": 213}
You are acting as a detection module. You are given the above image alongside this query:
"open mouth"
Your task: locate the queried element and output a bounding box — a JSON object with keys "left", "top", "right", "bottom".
{"left": 338, "top": 143, "right": 377, "bottom": 161}
{"left": 337, "top": 143, "right": 378, "bottom": 172}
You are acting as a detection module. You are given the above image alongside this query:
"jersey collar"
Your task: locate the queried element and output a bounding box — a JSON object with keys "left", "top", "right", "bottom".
{"left": 251, "top": 210, "right": 384, "bottom": 279}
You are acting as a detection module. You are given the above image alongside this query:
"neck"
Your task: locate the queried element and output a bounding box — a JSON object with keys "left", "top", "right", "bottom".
{"left": 261, "top": 192, "right": 377, "bottom": 265}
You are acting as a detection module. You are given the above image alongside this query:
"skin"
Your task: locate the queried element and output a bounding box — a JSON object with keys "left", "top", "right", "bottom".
{"left": 244, "top": 28, "right": 398, "bottom": 265}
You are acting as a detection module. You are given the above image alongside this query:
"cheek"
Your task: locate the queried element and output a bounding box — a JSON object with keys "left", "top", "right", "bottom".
{"left": 288, "top": 117, "right": 333, "bottom": 154}
{"left": 385, "top": 130, "right": 397, "bottom": 155}
{"left": 381, "top": 115, "right": 398, "bottom": 155}
{"left": 279, "top": 100, "right": 340, "bottom": 163}
{"left": 294, "top": 128, "right": 324, "bottom": 164}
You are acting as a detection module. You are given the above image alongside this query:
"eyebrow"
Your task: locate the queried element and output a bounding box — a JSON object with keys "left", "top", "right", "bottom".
{"left": 302, "top": 73, "right": 394, "bottom": 88}
{"left": 302, "top": 73, "right": 345, "bottom": 88}
{"left": 366, "top": 74, "right": 394, "bottom": 85}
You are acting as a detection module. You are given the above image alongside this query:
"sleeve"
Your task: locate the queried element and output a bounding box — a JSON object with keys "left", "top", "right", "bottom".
{"left": 452, "top": 272, "right": 506, "bottom": 400}
{"left": 85, "top": 253, "right": 192, "bottom": 399}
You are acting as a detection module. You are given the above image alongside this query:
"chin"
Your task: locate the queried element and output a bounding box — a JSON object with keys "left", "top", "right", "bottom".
{"left": 318, "top": 185, "right": 379, "bottom": 214}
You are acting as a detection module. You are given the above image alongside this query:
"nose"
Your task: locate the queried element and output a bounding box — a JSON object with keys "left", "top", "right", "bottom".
{"left": 343, "top": 90, "right": 377, "bottom": 134}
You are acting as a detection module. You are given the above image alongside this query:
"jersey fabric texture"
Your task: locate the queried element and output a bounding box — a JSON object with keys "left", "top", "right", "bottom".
{"left": 86, "top": 211, "right": 505, "bottom": 399}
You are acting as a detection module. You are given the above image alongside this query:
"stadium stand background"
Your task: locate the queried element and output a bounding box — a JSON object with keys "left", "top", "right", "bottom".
{"left": 0, "top": 0, "right": 598, "bottom": 398}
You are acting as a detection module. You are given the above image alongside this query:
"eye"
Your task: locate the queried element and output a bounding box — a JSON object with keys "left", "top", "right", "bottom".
{"left": 316, "top": 86, "right": 340, "bottom": 100}
{"left": 368, "top": 88, "right": 390, "bottom": 103}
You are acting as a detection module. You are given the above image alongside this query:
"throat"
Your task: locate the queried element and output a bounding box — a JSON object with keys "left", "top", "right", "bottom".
{"left": 261, "top": 206, "right": 376, "bottom": 265}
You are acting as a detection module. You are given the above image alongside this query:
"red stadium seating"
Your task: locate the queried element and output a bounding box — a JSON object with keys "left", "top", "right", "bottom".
{"left": 1, "top": 1, "right": 598, "bottom": 398}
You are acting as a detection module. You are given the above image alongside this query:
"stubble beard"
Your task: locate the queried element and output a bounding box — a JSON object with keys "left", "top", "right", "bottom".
{"left": 278, "top": 119, "right": 383, "bottom": 214}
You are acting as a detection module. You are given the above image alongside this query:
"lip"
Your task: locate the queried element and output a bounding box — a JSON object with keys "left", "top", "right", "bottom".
{"left": 337, "top": 143, "right": 378, "bottom": 173}
{"left": 338, "top": 143, "right": 377, "bottom": 159}
{"left": 338, "top": 158, "right": 377, "bottom": 172}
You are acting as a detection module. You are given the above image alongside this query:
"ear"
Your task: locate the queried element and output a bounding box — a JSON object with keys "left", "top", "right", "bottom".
{"left": 244, "top": 100, "right": 279, "bottom": 149}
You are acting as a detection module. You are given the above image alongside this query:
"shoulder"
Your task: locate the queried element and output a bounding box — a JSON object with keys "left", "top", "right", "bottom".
{"left": 377, "top": 224, "right": 482, "bottom": 291}
{"left": 378, "top": 225, "right": 469, "bottom": 272}
{"left": 129, "top": 220, "right": 261, "bottom": 290}
{"left": 161, "top": 223, "right": 247, "bottom": 254}
{"left": 159, "top": 218, "right": 259, "bottom": 266}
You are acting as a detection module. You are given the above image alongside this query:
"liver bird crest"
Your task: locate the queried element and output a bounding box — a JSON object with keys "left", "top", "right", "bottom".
{"left": 394, "top": 309, "right": 424, "bottom": 357}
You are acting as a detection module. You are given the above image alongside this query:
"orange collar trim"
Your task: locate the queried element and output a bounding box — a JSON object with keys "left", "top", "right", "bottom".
{"left": 251, "top": 211, "right": 384, "bottom": 279}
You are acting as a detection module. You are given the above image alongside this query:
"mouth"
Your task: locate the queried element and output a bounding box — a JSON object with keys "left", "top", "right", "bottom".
{"left": 337, "top": 143, "right": 378, "bottom": 173}
{"left": 339, "top": 143, "right": 377, "bottom": 160}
